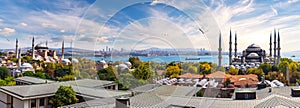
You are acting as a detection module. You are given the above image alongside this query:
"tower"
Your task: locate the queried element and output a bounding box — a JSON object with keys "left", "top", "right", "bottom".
{"left": 15, "top": 38, "right": 18, "bottom": 57}
{"left": 273, "top": 29, "right": 277, "bottom": 65}
{"left": 46, "top": 40, "right": 48, "bottom": 47}
{"left": 229, "top": 29, "right": 232, "bottom": 65}
{"left": 62, "top": 40, "right": 64, "bottom": 59}
{"left": 18, "top": 48, "right": 21, "bottom": 68}
{"left": 218, "top": 31, "right": 222, "bottom": 67}
{"left": 32, "top": 36, "right": 35, "bottom": 59}
{"left": 277, "top": 29, "right": 281, "bottom": 65}
{"left": 234, "top": 32, "right": 237, "bottom": 58}
{"left": 269, "top": 32, "right": 272, "bottom": 58}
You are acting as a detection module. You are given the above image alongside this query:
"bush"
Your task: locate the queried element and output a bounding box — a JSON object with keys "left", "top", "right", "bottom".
{"left": 58, "top": 75, "right": 75, "bottom": 81}
{"left": 49, "top": 86, "right": 78, "bottom": 107}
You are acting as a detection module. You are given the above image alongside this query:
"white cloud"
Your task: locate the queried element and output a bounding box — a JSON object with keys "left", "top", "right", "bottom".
{"left": 20, "top": 22, "right": 28, "bottom": 26}
{"left": 41, "top": 23, "right": 57, "bottom": 28}
{"left": 0, "top": 27, "right": 16, "bottom": 36}
{"left": 60, "top": 29, "right": 65, "bottom": 32}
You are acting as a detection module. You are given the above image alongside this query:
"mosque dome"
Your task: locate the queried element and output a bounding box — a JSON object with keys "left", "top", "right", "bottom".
{"left": 247, "top": 53, "right": 260, "bottom": 58}
{"left": 247, "top": 43, "right": 261, "bottom": 49}
{"left": 21, "top": 63, "right": 33, "bottom": 68}
{"left": 35, "top": 43, "right": 48, "bottom": 50}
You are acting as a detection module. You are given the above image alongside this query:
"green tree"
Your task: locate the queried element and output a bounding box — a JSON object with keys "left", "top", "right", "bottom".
{"left": 289, "top": 62, "right": 298, "bottom": 73}
{"left": 246, "top": 68, "right": 264, "bottom": 81}
{"left": 259, "top": 63, "right": 272, "bottom": 74}
{"left": 4, "top": 76, "right": 15, "bottom": 86}
{"left": 266, "top": 71, "right": 278, "bottom": 81}
{"left": 58, "top": 75, "right": 75, "bottom": 81}
{"left": 132, "top": 62, "right": 153, "bottom": 80}
{"left": 117, "top": 73, "right": 146, "bottom": 90}
{"left": 166, "top": 65, "right": 181, "bottom": 78}
{"left": 278, "top": 61, "right": 289, "bottom": 74}
{"left": 226, "top": 68, "right": 238, "bottom": 75}
{"left": 224, "top": 78, "right": 231, "bottom": 87}
{"left": 187, "top": 66, "right": 197, "bottom": 74}
{"left": 97, "top": 66, "right": 117, "bottom": 81}
{"left": 129, "top": 57, "right": 141, "bottom": 69}
{"left": 22, "top": 71, "right": 35, "bottom": 77}
{"left": 199, "top": 63, "right": 212, "bottom": 74}
{"left": 0, "top": 67, "right": 10, "bottom": 79}
{"left": 49, "top": 86, "right": 78, "bottom": 107}
{"left": 34, "top": 72, "right": 46, "bottom": 79}
{"left": 0, "top": 79, "right": 6, "bottom": 86}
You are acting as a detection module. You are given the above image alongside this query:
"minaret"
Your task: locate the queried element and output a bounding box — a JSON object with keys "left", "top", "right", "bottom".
{"left": 273, "top": 29, "right": 277, "bottom": 65}
{"left": 15, "top": 38, "right": 18, "bottom": 57}
{"left": 46, "top": 40, "right": 48, "bottom": 47}
{"left": 62, "top": 40, "right": 64, "bottom": 59}
{"left": 218, "top": 31, "right": 222, "bottom": 67}
{"left": 32, "top": 36, "right": 35, "bottom": 59}
{"left": 234, "top": 32, "right": 237, "bottom": 58}
{"left": 229, "top": 29, "right": 232, "bottom": 65}
{"left": 269, "top": 32, "right": 272, "bottom": 58}
{"left": 277, "top": 29, "right": 281, "bottom": 65}
{"left": 18, "top": 48, "right": 21, "bottom": 68}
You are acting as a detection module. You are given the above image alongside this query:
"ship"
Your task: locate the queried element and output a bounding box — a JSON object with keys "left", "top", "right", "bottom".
{"left": 185, "top": 57, "right": 200, "bottom": 60}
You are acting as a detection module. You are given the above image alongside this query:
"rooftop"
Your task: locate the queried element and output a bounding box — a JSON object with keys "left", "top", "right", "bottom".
{"left": 15, "top": 76, "right": 55, "bottom": 84}
{"left": 0, "top": 79, "right": 128, "bottom": 100}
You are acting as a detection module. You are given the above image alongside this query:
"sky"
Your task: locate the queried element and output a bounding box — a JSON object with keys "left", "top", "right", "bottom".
{"left": 0, "top": 0, "right": 300, "bottom": 53}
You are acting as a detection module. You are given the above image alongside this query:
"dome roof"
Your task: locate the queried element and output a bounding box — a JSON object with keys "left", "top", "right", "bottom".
{"left": 247, "top": 53, "right": 259, "bottom": 58}
{"left": 62, "top": 59, "right": 71, "bottom": 63}
{"left": 21, "top": 63, "right": 33, "bottom": 68}
{"left": 247, "top": 43, "right": 261, "bottom": 49}
{"left": 118, "top": 64, "right": 128, "bottom": 69}
{"left": 72, "top": 58, "right": 79, "bottom": 63}
{"left": 35, "top": 43, "right": 48, "bottom": 50}
{"left": 124, "top": 62, "right": 132, "bottom": 66}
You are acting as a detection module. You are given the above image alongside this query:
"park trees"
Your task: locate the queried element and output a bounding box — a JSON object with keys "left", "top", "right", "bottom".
{"left": 129, "top": 57, "right": 141, "bottom": 69}
{"left": 0, "top": 67, "right": 10, "bottom": 79}
{"left": 226, "top": 67, "right": 238, "bottom": 75}
{"left": 49, "top": 86, "right": 78, "bottom": 107}
{"left": 166, "top": 65, "right": 181, "bottom": 78}
{"left": 132, "top": 62, "right": 153, "bottom": 80}
{"left": 97, "top": 66, "right": 117, "bottom": 81}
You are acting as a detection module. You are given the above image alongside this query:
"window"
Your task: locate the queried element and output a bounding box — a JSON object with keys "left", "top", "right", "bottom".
{"left": 31, "top": 99, "right": 36, "bottom": 108}
{"left": 39, "top": 98, "right": 45, "bottom": 106}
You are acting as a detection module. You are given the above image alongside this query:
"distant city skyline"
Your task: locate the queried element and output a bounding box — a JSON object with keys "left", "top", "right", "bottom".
{"left": 0, "top": 0, "right": 299, "bottom": 52}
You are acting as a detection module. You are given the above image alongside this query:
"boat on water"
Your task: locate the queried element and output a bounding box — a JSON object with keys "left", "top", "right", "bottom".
{"left": 292, "top": 55, "right": 296, "bottom": 57}
{"left": 185, "top": 57, "right": 200, "bottom": 60}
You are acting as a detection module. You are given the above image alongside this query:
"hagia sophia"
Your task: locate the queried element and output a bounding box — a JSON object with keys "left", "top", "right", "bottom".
{"left": 218, "top": 29, "right": 281, "bottom": 69}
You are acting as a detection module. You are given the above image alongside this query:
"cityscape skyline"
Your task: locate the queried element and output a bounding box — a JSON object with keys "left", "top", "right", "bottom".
{"left": 0, "top": 0, "right": 299, "bottom": 52}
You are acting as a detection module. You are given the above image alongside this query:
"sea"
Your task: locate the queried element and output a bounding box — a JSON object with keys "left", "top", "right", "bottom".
{"left": 84, "top": 52, "right": 300, "bottom": 65}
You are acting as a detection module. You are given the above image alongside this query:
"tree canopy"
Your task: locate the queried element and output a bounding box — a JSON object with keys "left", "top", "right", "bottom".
{"left": 132, "top": 62, "right": 153, "bottom": 80}
{"left": 0, "top": 67, "right": 10, "bottom": 79}
{"left": 97, "top": 66, "right": 117, "bottom": 81}
{"left": 49, "top": 86, "right": 78, "bottom": 107}
{"left": 129, "top": 57, "right": 141, "bottom": 69}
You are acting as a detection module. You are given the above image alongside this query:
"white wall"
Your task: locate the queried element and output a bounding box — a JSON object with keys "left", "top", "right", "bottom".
{"left": 0, "top": 92, "right": 7, "bottom": 103}
{"left": 0, "top": 92, "right": 8, "bottom": 108}
{"left": 13, "top": 97, "right": 25, "bottom": 108}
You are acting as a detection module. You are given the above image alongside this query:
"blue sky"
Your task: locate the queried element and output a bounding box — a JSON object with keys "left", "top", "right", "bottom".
{"left": 0, "top": 0, "right": 300, "bottom": 52}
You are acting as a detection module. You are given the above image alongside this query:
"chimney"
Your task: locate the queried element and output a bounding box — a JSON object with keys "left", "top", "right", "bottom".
{"left": 116, "top": 97, "right": 130, "bottom": 108}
